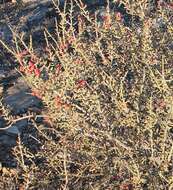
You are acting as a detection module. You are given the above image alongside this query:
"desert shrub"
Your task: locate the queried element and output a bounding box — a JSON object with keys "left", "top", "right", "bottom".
{"left": 1, "top": 0, "right": 173, "bottom": 189}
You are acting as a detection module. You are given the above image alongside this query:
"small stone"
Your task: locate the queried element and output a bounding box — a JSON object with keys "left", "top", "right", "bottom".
{"left": 84, "top": 0, "right": 106, "bottom": 6}
{"left": 0, "top": 70, "right": 6, "bottom": 79}
{"left": 3, "top": 77, "right": 41, "bottom": 114}
{"left": 3, "top": 125, "right": 20, "bottom": 137}
{"left": 0, "top": 117, "right": 5, "bottom": 128}
{"left": 15, "top": 119, "right": 28, "bottom": 132}
{"left": 0, "top": 135, "right": 16, "bottom": 147}
{"left": 111, "top": 58, "right": 118, "bottom": 69}
{"left": 168, "top": 42, "right": 173, "bottom": 51}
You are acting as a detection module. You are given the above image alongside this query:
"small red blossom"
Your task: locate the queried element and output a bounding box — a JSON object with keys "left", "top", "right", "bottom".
{"left": 43, "top": 116, "right": 53, "bottom": 127}
{"left": 59, "top": 50, "right": 64, "bottom": 56}
{"left": 64, "top": 43, "right": 68, "bottom": 49}
{"left": 168, "top": 3, "right": 173, "bottom": 9}
{"left": 120, "top": 183, "right": 133, "bottom": 190}
{"left": 102, "top": 15, "right": 110, "bottom": 21}
{"left": 28, "top": 60, "right": 36, "bottom": 72}
{"left": 78, "top": 15, "right": 85, "bottom": 32}
{"left": 26, "top": 69, "right": 33, "bottom": 74}
{"left": 150, "top": 56, "right": 158, "bottom": 65}
{"left": 19, "top": 66, "right": 25, "bottom": 73}
{"left": 55, "top": 96, "right": 62, "bottom": 108}
{"left": 68, "top": 36, "right": 76, "bottom": 44}
{"left": 45, "top": 46, "right": 51, "bottom": 53}
{"left": 31, "top": 90, "right": 42, "bottom": 100}
{"left": 74, "top": 59, "right": 83, "bottom": 64}
{"left": 17, "top": 50, "right": 30, "bottom": 66}
{"left": 104, "top": 23, "right": 111, "bottom": 29}
{"left": 115, "top": 12, "right": 122, "bottom": 21}
{"left": 59, "top": 44, "right": 68, "bottom": 56}
{"left": 102, "top": 14, "right": 111, "bottom": 29}
{"left": 31, "top": 55, "right": 39, "bottom": 62}
{"left": 59, "top": 42, "right": 68, "bottom": 51}
{"left": 157, "top": 0, "right": 166, "bottom": 8}
{"left": 28, "top": 66, "right": 35, "bottom": 73}
{"left": 111, "top": 175, "right": 120, "bottom": 181}
{"left": 155, "top": 99, "right": 166, "bottom": 110}
{"left": 28, "top": 60, "right": 35, "bottom": 67}
{"left": 64, "top": 103, "right": 71, "bottom": 110}
{"left": 55, "top": 64, "right": 61, "bottom": 75}
{"left": 34, "top": 68, "right": 41, "bottom": 77}
{"left": 17, "top": 50, "right": 29, "bottom": 58}
{"left": 76, "top": 79, "right": 87, "bottom": 89}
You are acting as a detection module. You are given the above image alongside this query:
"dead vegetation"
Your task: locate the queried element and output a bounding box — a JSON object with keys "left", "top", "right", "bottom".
{"left": 0, "top": 0, "right": 173, "bottom": 189}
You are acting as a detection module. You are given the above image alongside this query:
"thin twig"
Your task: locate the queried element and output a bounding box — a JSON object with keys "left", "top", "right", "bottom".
{"left": 0, "top": 115, "right": 34, "bottom": 130}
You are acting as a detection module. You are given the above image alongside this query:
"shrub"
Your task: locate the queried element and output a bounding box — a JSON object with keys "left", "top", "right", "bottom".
{"left": 1, "top": 0, "right": 173, "bottom": 189}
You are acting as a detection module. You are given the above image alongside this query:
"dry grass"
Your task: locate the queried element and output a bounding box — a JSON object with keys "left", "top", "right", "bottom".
{"left": 1, "top": 0, "right": 173, "bottom": 189}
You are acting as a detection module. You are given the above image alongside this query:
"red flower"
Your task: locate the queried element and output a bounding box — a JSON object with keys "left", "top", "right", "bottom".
{"left": 64, "top": 103, "right": 71, "bottom": 110}
{"left": 102, "top": 14, "right": 111, "bottom": 29}
{"left": 28, "top": 60, "right": 36, "bottom": 72}
{"left": 45, "top": 46, "right": 51, "bottom": 53}
{"left": 68, "top": 36, "right": 75, "bottom": 44}
{"left": 59, "top": 43, "right": 68, "bottom": 56}
{"left": 28, "top": 66, "right": 35, "bottom": 73}
{"left": 111, "top": 175, "right": 120, "bottom": 180}
{"left": 102, "top": 15, "right": 110, "bottom": 22}
{"left": 17, "top": 50, "right": 29, "bottom": 66}
{"left": 78, "top": 15, "right": 85, "bottom": 32}
{"left": 157, "top": 0, "right": 166, "bottom": 8}
{"left": 31, "top": 90, "right": 42, "bottom": 100}
{"left": 75, "top": 59, "right": 83, "bottom": 64}
{"left": 168, "top": 3, "right": 173, "bottom": 9}
{"left": 120, "top": 183, "right": 133, "bottom": 190}
{"left": 19, "top": 66, "right": 25, "bottom": 73}
{"left": 55, "top": 96, "right": 62, "bottom": 108}
{"left": 18, "top": 50, "right": 29, "bottom": 58}
{"left": 28, "top": 60, "right": 35, "bottom": 67}
{"left": 59, "top": 43, "right": 68, "bottom": 51}
{"left": 155, "top": 99, "right": 166, "bottom": 110}
{"left": 34, "top": 68, "right": 41, "bottom": 77}
{"left": 43, "top": 116, "right": 53, "bottom": 127}
{"left": 55, "top": 64, "right": 61, "bottom": 75}
{"left": 115, "top": 12, "right": 122, "bottom": 21}
{"left": 105, "top": 23, "right": 111, "bottom": 29}
{"left": 76, "top": 79, "right": 87, "bottom": 89}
